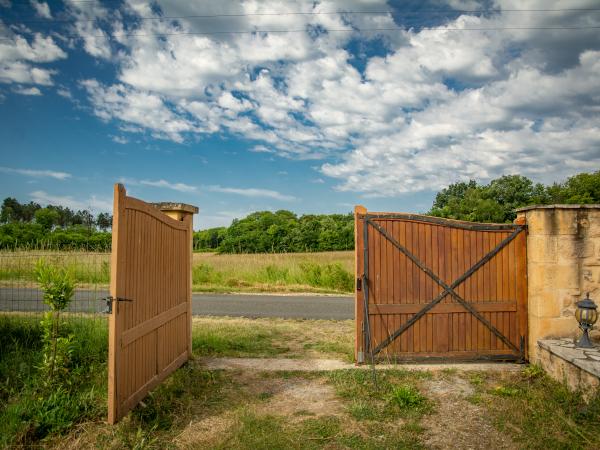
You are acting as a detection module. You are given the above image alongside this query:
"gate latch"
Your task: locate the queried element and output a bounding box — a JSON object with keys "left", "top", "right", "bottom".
{"left": 101, "top": 296, "right": 133, "bottom": 314}
{"left": 356, "top": 278, "right": 362, "bottom": 291}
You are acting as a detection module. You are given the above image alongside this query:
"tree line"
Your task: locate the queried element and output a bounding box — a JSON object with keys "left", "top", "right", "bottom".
{"left": 1, "top": 170, "right": 598, "bottom": 252}
{"left": 427, "top": 171, "right": 600, "bottom": 223}
{"left": 196, "top": 170, "right": 599, "bottom": 253}
{"left": 0, "top": 198, "right": 112, "bottom": 250}
{"left": 194, "top": 211, "right": 354, "bottom": 253}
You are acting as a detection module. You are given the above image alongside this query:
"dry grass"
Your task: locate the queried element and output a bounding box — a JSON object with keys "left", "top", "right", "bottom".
{"left": 0, "top": 250, "right": 354, "bottom": 293}
{"left": 193, "top": 251, "right": 353, "bottom": 272}
{"left": 191, "top": 251, "right": 354, "bottom": 293}
{"left": 192, "top": 316, "right": 355, "bottom": 361}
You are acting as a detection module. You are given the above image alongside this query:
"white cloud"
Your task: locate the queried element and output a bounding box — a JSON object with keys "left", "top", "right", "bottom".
{"left": 111, "top": 135, "right": 129, "bottom": 144}
{"left": 12, "top": 86, "right": 41, "bottom": 95}
{"left": 81, "top": 80, "right": 195, "bottom": 142}
{"left": 30, "top": 190, "right": 112, "bottom": 212}
{"left": 207, "top": 185, "right": 296, "bottom": 201}
{"left": 67, "top": 0, "right": 600, "bottom": 195}
{"left": 120, "top": 177, "right": 197, "bottom": 193}
{"left": 0, "top": 29, "right": 66, "bottom": 88}
{"left": 0, "top": 166, "right": 71, "bottom": 180}
{"left": 30, "top": 1, "right": 51, "bottom": 19}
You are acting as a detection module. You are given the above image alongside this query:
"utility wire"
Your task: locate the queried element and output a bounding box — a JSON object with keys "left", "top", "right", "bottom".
{"left": 4, "top": 7, "right": 600, "bottom": 24}
{"left": 1, "top": 25, "right": 599, "bottom": 41}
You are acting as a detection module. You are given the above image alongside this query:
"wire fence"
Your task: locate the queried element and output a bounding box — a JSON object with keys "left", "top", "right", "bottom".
{"left": 0, "top": 250, "right": 110, "bottom": 319}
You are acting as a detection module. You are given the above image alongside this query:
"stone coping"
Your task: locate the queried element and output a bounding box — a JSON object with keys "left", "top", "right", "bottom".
{"left": 516, "top": 204, "right": 600, "bottom": 212}
{"left": 538, "top": 339, "right": 600, "bottom": 378}
{"left": 151, "top": 202, "right": 199, "bottom": 214}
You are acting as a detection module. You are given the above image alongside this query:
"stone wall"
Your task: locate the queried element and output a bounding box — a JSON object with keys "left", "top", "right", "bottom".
{"left": 515, "top": 205, "right": 600, "bottom": 362}
{"left": 538, "top": 339, "right": 600, "bottom": 399}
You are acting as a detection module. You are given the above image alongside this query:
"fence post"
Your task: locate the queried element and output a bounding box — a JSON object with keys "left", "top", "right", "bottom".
{"left": 152, "top": 202, "right": 199, "bottom": 358}
{"left": 355, "top": 205, "right": 367, "bottom": 364}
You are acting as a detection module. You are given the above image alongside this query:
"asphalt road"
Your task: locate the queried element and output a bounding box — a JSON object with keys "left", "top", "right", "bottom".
{"left": 0, "top": 288, "right": 354, "bottom": 320}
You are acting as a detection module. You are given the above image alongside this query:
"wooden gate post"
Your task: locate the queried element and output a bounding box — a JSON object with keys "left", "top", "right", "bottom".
{"left": 152, "top": 203, "right": 199, "bottom": 358}
{"left": 355, "top": 205, "right": 367, "bottom": 364}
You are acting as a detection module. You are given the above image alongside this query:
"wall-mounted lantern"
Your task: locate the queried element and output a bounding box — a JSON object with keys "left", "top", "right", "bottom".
{"left": 575, "top": 293, "right": 598, "bottom": 348}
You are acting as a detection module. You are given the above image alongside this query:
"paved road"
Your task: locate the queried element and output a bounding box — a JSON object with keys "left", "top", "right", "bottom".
{"left": 0, "top": 288, "right": 354, "bottom": 320}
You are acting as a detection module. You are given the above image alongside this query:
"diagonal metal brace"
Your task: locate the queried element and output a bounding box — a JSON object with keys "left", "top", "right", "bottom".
{"left": 368, "top": 220, "right": 524, "bottom": 355}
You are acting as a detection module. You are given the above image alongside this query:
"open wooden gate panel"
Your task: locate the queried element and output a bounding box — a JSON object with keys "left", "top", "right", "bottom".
{"left": 355, "top": 207, "right": 527, "bottom": 362}
{"left": 109, "top": 185, "right": 193, "bottom": 424}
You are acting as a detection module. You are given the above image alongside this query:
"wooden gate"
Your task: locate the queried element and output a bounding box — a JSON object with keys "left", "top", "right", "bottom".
{"left": 108, "top": 184, "right": 195, "bottom": 424}
{"left": 355, "top": 206, "right": 527, "bottom": 363}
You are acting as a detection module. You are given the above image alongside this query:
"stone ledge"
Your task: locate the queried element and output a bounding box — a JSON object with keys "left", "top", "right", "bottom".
{"left": 516, "top": 204, "right": 600, "bottom": 212}
{"left": 538, "top": 339, "right": 600, "bottom": 378}
{"left": 151, "top": 202, "right": 199, "bottom": 214}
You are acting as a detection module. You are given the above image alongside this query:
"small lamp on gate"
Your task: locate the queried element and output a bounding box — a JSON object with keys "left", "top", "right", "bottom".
{"left": 575, "top": 293, "right": 598, "bottom": 348}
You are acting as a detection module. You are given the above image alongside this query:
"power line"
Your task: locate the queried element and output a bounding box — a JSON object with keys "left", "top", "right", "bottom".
{"left": 2, "top": 24, "right": 599, "bottom": 41}
{"left": 4, "top": 7, "right": 600, "bottom": 25}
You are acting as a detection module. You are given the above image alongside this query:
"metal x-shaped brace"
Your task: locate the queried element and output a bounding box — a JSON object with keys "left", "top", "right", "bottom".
{"left": 365, "top": 218, "right": 524, "bottom": 356}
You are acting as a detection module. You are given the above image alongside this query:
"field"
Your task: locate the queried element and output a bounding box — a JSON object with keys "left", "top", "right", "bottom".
{"left": 0, "top": 250, "right": 354, "bottom": 294}
{"left": 2, "top": 315, "right": 600, "bottom": 449}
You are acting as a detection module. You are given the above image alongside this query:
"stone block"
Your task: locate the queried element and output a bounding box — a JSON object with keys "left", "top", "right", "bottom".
{"left": 557, "top": 237, "right": 593, "bottom": 262}
{"left": 529, "top": 291, "right": 559, "bottom": 318}
{"left": 529, "top": 317, "right": 579, "bottom": 360}
{"left": 537, "top": 341, "right": 600, "bottom": 400}
{"left": 526, "top": 209, "right": 580, "bottom": 236}
{"left": 559, "top": 289, "right": 584, "bottom": 317}
{"left": 527, "top": 235, "right": 558, "bottom": 263}
{"left": 589, "top": 214, "right": 600, "bottom": 238}
{"left": 528, "top": 263, "right": 559, "bottom": 292}
{"left": 553, "top": 265, "right": 582, "bottom": 291}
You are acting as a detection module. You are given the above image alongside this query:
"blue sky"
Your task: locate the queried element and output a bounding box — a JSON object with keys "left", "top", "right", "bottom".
{"left": 1, "top": 0, "right": 599, "bottom": 229}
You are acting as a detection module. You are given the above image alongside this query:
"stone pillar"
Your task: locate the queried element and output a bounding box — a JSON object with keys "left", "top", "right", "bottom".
{"left": 515, "top": 205, "right": 600, "bottom": 362}
{"left": 151, "top": 202, "right": 199, "bottom": 222}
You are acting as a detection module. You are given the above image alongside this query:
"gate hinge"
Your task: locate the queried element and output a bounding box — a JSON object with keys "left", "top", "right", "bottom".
{"left": 101, "top": 296, "right": 133, "bottom": 314}
{"left": 356, "top": 278, "right": 362, "bottom": 291}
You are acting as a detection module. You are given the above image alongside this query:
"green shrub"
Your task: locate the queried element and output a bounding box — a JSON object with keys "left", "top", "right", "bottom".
{"left": 262, "top": 265, "right": 290, "bottom": 284}
{"left": 34, "top": 259, "right": 76, "bottom": 384}
{"left": 299, "top": 262, "right": 353, "bottom": 291}
{"left": 387, "top": 385, "right": 427, "bottom": 409}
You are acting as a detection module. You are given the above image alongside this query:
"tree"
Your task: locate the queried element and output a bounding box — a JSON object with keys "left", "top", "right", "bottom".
{"left": 96, "top": 212, "right": 112, "bottom": 231}
{"left": 35, "top": 208, "right": 60, "bottom": 231}
{"left": 556, "top": 171, "right": 600, "bottom": 204}
{"left": 1, "top": 197, "right": 22, "bottom": 223}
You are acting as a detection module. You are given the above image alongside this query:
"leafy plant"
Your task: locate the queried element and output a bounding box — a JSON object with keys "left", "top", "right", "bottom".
{"left": 34, "top": 259, "right": 76, "bottom": 383}
{"left": 387, "top": 385, "right": 427, "bottom": 409}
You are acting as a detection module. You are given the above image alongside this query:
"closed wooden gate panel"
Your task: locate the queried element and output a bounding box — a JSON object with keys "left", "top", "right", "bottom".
{"left": 355, "top": 207, "right": 527, "bottom": 362}
{"left": 108, "top": 184, "right": 193, "bottom": 424}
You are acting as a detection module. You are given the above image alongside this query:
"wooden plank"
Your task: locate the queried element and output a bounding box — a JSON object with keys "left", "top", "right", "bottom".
{"left": 122, "top": 350, "right": 188, "bottom": 416}
{"left": 185, "top": 214, "right": 193, "bottom": 358}
{"left": 108, "top": 184, "right": 127, "bottom": 425}
{"left": 516, "top": 230, "right": 528, "bottom": 358}
{"left": 364, "top": 212, "right": 521, "bottom": 231}
{"left": 405, "top": 221, "right": 414, "bottom": 352}
{"left": 451, "top": 228, "right": 458, "bottom": 351}
{"left": 125, "top": 196, "right": 188, "bottom": 230}
{"left": 413, "top": 222, "right": 421, "bottom": 352}
{"left": 369, "top": 302, "right": 517, "bottom": 315}
{"left": 354, "top": 206, "right": 366, "bottom": 362}
{"left": 121, "top": 302, "right": 188, "bottom": 347}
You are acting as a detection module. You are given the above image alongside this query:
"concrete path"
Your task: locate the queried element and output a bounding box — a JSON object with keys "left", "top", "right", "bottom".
{"left": 198, "top": 357, "right": 523, "bottom": 372}
{"left": 0, "top": 288, "right": 354, "bottom": 320}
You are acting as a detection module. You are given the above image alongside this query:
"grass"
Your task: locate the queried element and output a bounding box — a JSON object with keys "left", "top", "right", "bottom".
{"left": 4, "top": 314, "right": 600, "bottom": 449}
{"left": 0, "top": 315, "right": 108, "bottom": 447}
{"left": 468, "top": 365, "right": 600, "bottom": 449}
{"left": 192, "top": 316, "right": 355, "bottom": 360}
{"left": 0, "top": 250, "right": 354, "bottom": 293}
{"left": 328, "top": 369, "right": 433, "bottom": 422}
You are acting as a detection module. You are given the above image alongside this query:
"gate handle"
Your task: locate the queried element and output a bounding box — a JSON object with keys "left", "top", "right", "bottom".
{"left": 102, "top": 296, "right": 133, "bottom": 314}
